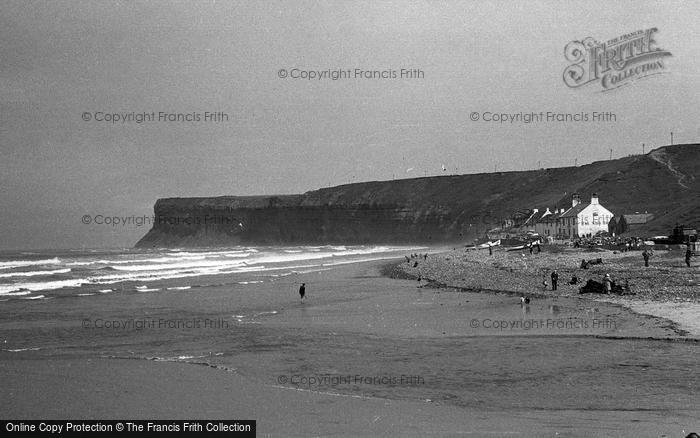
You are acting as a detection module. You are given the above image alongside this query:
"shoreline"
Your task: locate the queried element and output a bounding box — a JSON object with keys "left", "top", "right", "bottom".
{"left": 593, "top": 296, "right": 700, "bottom": 339}
{"left": 387, "top": 245, "right": 700, "bottom": 339}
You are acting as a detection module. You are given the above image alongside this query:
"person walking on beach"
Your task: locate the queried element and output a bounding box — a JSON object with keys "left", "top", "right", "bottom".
{"left": 299, "top": 283, "right": 306, "bottom": 302}
{"left": 686, "top": 246, "right": 693, "bottom": 267}
{"left": 642, "top": 249, "right": 650, "bottom": 267}
{"left": 550, "top": 270, "right": 558, "bottom": 291}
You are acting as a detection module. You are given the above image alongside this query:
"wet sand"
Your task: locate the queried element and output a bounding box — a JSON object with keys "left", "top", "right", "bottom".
{"left": 1, "top": 258, "right": 699, "bottom": 437}
{"left": 1, "top": 357, "right": 697, "bottom": 437}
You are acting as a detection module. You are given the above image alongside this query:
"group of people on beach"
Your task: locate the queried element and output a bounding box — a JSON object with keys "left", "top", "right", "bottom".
{"left": 299, "top": 244, "right": 695, "bottom": 304}
{"left": 543, "top": 269, "right": 619, "bottom": 293}
{"left": 405, "top": 253, "right": 428, "bottom": 261}
{"left": 641, "top": 246, "right": 694, "bottom": 268}
{"left": 405, "top": 252, "right": 428, "bottom": 268}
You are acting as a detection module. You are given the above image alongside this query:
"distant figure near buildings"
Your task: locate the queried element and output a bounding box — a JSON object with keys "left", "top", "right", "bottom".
{"left": 642, "top": 249, "right": 650, "bottom": 267}
{"left": 686, "top": 246, "right": 693, "bottom": 267}
{"left": 551, "top": 271, "right": 558, "bottom": 291}
{"left": 299, "top": 283, "right": 306, "bottom": 302}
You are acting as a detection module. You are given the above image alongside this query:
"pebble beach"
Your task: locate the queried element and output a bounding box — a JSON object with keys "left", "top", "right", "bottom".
{"left": 393, "top": 244, "right": 700, "bottom": 337}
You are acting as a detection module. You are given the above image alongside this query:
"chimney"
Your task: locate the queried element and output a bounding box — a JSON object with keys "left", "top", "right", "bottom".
{"left": 572, "top": 193, "right": 581, "bottom": 207}
{"left": 591, "top": 193, "right": 599, "bottom": 205}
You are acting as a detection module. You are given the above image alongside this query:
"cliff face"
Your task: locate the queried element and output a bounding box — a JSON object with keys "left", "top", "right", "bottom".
{"left": 136, "top": 201, "right": 463, "bottom": 247}
{"left": 135, "top": 144, "right": 700, "bottom": 247}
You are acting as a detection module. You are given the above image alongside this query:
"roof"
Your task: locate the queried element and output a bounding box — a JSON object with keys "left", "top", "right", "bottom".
{"left": 535, "top": 210, "right": 561, "bottom": 223}
{"left": 536, "top": 211, "right": 551, "bottom": 220}
{"left": 559, "top": 203, "right": 587, "bottom": 218}
{"left": 622, "top": 213, "right": 654, "bottom": 224}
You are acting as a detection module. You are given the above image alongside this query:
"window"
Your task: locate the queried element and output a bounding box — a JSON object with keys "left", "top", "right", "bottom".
{"left": 592, "top": 212, "right": 599, "bottom": 225}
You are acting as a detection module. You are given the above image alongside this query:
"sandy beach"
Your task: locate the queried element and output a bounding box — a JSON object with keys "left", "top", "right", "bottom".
{"left": 2, "top": 256, "right": 699, "bottom": 437}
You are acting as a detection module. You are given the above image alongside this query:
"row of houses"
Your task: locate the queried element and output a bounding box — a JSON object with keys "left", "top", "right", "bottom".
{"left": 487, "top": 192, "right": 660, "bottom": 241}
{"left": 531, "top": 193, "right": 613, "bottom": 239}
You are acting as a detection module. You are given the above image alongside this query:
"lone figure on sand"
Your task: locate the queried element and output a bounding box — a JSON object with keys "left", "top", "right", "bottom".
{"left": 686, "top": 246, "right": 693, "bottom": 267}
{"left": 642, "top": 249, "right": 650, "bottom": 267}
{"left": 299, "top": 283, "right": 306, "bottom": 302}
{"left": 603, "top": 274, "right": 612, "bottom": 294}
{"left": 551, "top": 270, "right": 558, "bottom": 291}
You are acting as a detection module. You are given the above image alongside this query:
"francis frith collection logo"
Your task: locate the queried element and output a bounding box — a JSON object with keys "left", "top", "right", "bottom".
{"left": 563, "top": 27, "right": 672, "bottom": 91}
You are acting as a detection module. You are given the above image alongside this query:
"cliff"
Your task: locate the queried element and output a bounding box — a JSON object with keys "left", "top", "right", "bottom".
{"left": 135, "top": 144, "right": 700, "bottom": 247}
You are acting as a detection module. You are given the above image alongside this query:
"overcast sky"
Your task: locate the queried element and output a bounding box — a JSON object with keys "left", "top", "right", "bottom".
{"left": 1, "top": 0, "right": 699, "bottom": 250}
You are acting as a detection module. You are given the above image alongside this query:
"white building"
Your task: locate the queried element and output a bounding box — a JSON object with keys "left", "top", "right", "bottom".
{"left": 535, "top": 193, "right": 614, "bottom": 239}
{"left": 558, "top": 193, "right": 614, "bottom": 238}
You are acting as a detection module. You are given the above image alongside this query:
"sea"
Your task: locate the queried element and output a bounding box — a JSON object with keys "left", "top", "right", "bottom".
{"left": 0, "top": 245, "right": 418, "bottom": 301}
